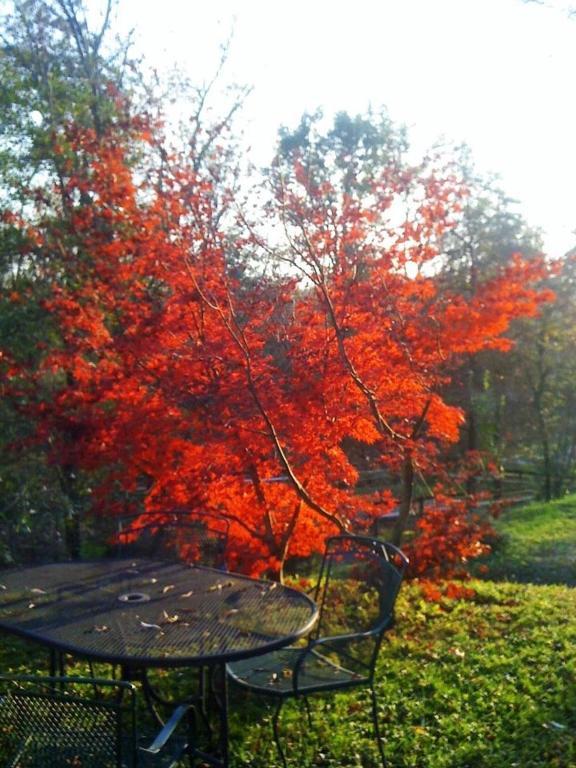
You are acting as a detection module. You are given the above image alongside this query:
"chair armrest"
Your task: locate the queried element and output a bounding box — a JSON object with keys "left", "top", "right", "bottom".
{"left": 301, "top": 614, "right": 394, "bottom": 653}
{"left": 140, "top": 703, "right": 190, "bottom": 755}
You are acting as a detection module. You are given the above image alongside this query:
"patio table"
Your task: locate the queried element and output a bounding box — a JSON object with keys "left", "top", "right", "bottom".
{"left": 0, "top": 558, "right": 318, "bottom": 766}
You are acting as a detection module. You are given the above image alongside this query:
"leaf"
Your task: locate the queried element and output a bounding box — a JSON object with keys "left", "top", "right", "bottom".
{"left": 261, "top": 583, "right": 277, "bottom": 595}
{"left": 208, "top": 581, "right": 232, "bottom": 592}
{"left": 545, "top": 721, "right": 568, "bottom": 731}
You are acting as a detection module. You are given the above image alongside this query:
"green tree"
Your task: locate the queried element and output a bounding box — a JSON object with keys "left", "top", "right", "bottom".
{"left": 506, "top": 254, "right": 576, "bottom": 499}
{"left": 0, "top": 0, "right": 138, "bottom": 216}
{"left": 438, "top": 151, "right": 544, "bottom": 478}
{"left": 0, "top": 0, "right": 137, "bottom": 561}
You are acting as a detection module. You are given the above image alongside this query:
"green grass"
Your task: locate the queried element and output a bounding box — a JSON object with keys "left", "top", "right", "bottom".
{"left": 1, "top": 497, "right": 576, "bottom": 766}
{"left": 229, "top": 579, "right": 576, "bottom": 767}
{"left": 480, "top": 494, "right": 576, "bottom": 585}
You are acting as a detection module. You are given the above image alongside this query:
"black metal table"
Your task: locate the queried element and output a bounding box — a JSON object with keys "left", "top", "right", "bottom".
{"left": 0, "top": 559, "right": 318, "bottom": 766}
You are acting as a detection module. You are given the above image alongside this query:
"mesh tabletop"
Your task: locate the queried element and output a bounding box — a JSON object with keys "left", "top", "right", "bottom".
{"left": 0, "top": 560, "right": 317, "bottom": 667}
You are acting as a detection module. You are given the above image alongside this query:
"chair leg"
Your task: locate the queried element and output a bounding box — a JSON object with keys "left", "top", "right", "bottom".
{"left": 370, "top": 685, "right": 387, "bottom": 768}
{"left": 272, "top": 699, "right": 288, "bottom": 768}
{"left": 49, "top": 649, "right": 66, "bottom": 677}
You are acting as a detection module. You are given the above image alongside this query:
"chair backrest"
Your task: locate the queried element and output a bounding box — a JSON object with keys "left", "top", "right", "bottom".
{"left": 116, "top": 511, "right": 229, "bottom": 569}
{"left": 0, "top": 675, "right": 137, "bottom": 768}
{"left": 312, "top": 534, "right": 408, "bottom": 678}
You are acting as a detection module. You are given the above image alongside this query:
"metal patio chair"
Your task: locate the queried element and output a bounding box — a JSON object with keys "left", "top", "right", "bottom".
{"left": 226, "top": 534, "right": 408, "bottom": 767}
{"left": 116, "top": 511, "right": 230, "bottom": 570}
{"left": 0, "top": 675, "right": 192, "bottom": 767}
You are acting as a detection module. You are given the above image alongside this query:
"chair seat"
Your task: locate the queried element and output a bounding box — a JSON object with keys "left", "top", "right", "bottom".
{"left": 227, "top": 646, "right": 368, "bottom": 697}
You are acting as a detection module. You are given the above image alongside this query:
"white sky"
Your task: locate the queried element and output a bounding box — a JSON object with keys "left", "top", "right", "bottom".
{"left": 113, "top": 0, "right": 576, "bottom": 258}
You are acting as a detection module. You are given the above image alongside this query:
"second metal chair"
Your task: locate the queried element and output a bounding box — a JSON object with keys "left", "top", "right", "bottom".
{"left": 227, "top": 534, "right": 408, "bottom": 767}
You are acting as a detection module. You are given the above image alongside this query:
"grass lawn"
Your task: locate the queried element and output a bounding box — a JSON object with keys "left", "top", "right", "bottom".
{"left": 230, "top": 578, "right": 576, "bottom": 767}
{"left": 1, "top": 496, "right": 575, "bottom": 766}
{"left": 479, "top": 495, "right": 576, "bottom": 586}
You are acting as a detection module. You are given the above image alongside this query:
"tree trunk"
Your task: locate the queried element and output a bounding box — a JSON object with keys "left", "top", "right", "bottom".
{"left": 392, "top": 455, "right": 414, "bottom": 547}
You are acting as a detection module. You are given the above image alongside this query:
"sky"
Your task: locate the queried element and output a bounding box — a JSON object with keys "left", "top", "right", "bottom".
{"left": 112, "top": 0, "right": 576, "bottom": 258}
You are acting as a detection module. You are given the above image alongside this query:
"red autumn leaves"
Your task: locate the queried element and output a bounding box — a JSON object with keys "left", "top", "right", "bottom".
{"left": 4, "top": 118, "right": 553, "bottom": 577}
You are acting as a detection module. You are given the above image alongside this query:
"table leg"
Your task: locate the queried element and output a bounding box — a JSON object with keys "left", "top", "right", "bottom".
{"left": 49, "top": 648, "right": 56, "bottom": 677}
{"left": 213, "top": 663, "right": 229, "bottom": 767}
{"left": 197, "top": 665, "right": 213, "bottom": 743}
{"left": 190, "top": 662, "right": 230, "bottom": 768}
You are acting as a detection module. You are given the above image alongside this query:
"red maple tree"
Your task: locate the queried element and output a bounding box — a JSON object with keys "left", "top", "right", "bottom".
{"left": 5, "top": 114, "right": 554, "bottom": 578}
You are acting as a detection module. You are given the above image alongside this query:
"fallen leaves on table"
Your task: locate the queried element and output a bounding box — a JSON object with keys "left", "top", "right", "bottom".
{"left": 140, "top": 620, "right": 162, "bottom": 630}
